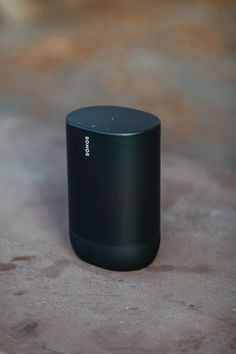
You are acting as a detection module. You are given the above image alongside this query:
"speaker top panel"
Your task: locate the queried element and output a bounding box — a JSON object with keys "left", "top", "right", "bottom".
{"left": 66, "top": 106, "right": 160, "bottom": 136}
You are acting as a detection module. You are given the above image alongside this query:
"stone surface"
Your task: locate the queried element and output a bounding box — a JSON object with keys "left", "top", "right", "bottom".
{"left": 0, "top": 115, "right": 235, "bottom": 354}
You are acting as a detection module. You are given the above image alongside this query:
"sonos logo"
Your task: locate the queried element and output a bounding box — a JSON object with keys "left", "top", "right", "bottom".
{"left": 85, "top": 136, "right": 90, "bottom": 156}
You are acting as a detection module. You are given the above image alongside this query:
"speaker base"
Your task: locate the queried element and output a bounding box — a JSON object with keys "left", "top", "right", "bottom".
{"left": 70, "top": 231, "right": 160, "bottom": 271}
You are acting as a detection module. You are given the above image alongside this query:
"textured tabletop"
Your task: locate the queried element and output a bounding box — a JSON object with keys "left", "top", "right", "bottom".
{"left": 0, "top": 116, "right": 235, "bottom": 354}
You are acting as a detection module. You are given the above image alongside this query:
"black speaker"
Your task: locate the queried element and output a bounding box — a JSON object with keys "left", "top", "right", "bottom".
{"left": 66, "top": 106, "right": 161, "bottom": 271}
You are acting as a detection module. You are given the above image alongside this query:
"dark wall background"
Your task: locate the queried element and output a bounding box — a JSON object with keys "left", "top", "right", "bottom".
{"left": 0, "top": 0, "right": 235, "bottom": 169}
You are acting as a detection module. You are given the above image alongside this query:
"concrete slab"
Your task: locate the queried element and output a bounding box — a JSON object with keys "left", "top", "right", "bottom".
{"left": 0, "top": 115, "right": 235, "bottom": 354}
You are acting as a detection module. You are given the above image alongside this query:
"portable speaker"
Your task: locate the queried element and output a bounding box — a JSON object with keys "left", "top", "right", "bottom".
{"left": 66, "top": 106, "right": 161, "bottom": 271}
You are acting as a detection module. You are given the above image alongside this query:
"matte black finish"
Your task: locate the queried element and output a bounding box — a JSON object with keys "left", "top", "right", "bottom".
{"left": 66, "top": 106, "right": 161, "bottom": 271}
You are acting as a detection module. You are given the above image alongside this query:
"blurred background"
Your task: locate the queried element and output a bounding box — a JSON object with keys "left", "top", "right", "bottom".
{"left": 0, "top": 0, "right": 235, "bottom": 170}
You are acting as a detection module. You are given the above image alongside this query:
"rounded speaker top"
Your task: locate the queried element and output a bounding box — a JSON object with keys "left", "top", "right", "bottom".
{"left": 66, "top": 105, "right": 160, "bottom": 136}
